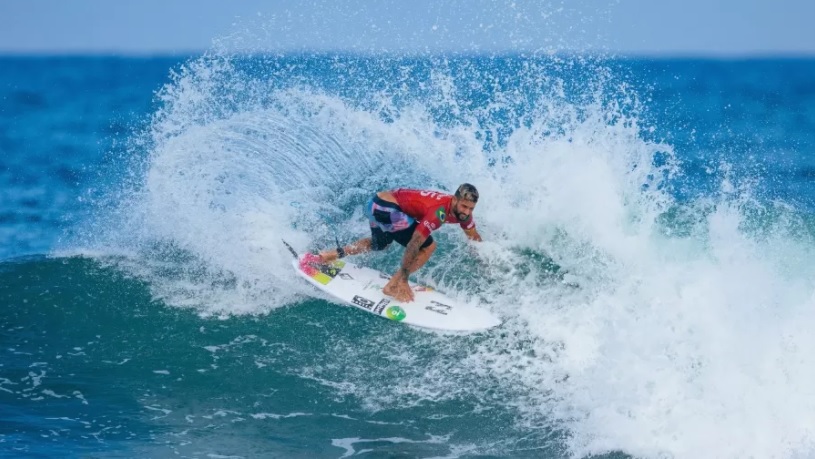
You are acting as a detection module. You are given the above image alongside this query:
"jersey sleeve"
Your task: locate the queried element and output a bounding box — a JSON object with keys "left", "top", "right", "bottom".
{"left": 459, "top": 217, "right": 476, "bottom": 231}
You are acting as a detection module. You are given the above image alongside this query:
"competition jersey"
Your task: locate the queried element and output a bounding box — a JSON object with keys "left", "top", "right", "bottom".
{"left": 391, "top": 188, "right": 476, "bottom": 238}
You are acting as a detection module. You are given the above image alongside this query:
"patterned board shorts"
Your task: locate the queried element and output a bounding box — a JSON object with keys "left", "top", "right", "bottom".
{"left": 364, "top": 195, "right": 434, "bottom": 250}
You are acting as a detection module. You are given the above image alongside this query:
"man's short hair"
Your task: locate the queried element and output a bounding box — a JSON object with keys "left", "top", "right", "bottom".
{"left": 455, "top": 183, "right": 479, "bottom": 203}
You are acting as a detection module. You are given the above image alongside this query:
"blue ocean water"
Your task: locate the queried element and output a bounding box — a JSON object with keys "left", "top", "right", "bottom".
{"left": 1, "top": 52, "right": 815, "bottom": 459}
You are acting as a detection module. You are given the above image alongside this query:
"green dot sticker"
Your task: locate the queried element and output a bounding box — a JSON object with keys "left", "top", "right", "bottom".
{"left": 385, "top": 305, "right": 406, "bottom": 322}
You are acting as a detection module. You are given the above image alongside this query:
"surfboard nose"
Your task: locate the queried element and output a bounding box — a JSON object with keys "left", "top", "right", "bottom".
{"left": 461, "top": 307, "right": 502, "bottom": 331}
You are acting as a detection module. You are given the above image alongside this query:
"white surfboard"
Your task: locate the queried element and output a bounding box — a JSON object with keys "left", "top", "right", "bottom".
{"left": 289, "top": 249, "right": 500, "bottom": 332}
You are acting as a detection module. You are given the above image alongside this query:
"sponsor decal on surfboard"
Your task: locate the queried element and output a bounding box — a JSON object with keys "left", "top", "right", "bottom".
{"left": 385, "top": 305, "right": 406, "bottom": 321}
{"left": 426, "top": 300, "right": 452, "bottom": 315}
{"left": 373, "top": 299, "right": 390, "bottom": 314}
{"left": 351, "top": 295, "right": 375, "bottom": 311}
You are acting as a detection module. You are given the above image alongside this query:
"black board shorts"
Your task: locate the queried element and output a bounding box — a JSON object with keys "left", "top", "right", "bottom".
{"left": 366, "top": 195, "right": 434, "bottom": 251}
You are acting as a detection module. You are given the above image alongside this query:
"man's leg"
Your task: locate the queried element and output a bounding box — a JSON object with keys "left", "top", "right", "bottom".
{"left": 319, "top": 195, "right": 394, "bottom": 263}
{"left": 319, "top": 237, "right": 372, "bottom": 262}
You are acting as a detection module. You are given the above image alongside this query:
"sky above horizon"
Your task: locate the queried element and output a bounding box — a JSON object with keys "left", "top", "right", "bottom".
{"left": 1, "top": 0, "right": 813, "bottom": 56}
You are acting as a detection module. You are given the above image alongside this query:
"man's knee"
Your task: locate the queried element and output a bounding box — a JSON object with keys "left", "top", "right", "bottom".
{"left": 370, "top": 228, "right": 392, "bottom": 251}
{"left": 372, "top": 241, "right": 390, "bottom": 251}
{"left": 371, "top": 234, "right": 391, "bottom": 251}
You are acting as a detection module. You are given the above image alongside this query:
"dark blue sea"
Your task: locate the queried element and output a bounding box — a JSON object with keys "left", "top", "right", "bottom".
{"left": 2, "top": 53, "right": 815, "bottom": 458}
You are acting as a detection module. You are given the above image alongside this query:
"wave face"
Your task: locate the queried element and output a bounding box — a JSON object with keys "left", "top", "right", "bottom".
{"left": 3, "top": 52, "right": 815, "bottom": 458}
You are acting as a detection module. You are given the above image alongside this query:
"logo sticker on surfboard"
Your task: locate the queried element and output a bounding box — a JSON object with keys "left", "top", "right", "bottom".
{"left": 385, "top": 305, "right": 406, "bottom": 321}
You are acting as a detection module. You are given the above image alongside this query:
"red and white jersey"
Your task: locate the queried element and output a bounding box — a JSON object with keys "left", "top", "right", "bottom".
{"left": 391, "top": 188, "right": 476, "bottom": 238}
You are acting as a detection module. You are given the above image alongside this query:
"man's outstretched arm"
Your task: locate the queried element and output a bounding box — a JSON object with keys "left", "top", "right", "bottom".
{"left": 464, "top": 227, "right": 482, "bottom": 242}
{"left": 382, "top": 231, "right": 428, "bottom": 302}
{"left": 398, "top": 231, "right": 428, "bottom": 279}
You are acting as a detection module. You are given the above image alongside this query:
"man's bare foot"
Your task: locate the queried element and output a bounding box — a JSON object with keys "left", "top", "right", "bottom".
{"left": 383, "top": 280, "right": 414, "bottom": 302}
{"left": 318, "top": 249, "right": 338, "bottom": 263}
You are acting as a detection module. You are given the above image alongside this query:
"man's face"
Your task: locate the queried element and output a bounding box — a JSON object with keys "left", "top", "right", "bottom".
{"left": 452, "top": 198, "right": 476, "bottom": 221}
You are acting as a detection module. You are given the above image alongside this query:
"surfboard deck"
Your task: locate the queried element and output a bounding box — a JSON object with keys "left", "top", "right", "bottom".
{"left": 291, "top": 252, "right": 500, "bottom": 332}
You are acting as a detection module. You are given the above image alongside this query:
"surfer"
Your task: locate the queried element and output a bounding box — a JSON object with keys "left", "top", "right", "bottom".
{"left": 317, "top": 183, "right": 482, "bottom": 302}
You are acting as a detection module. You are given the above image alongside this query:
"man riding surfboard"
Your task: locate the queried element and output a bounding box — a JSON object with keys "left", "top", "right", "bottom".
{"left": 315, "top": 183, "right": 482, "bottom": 302}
